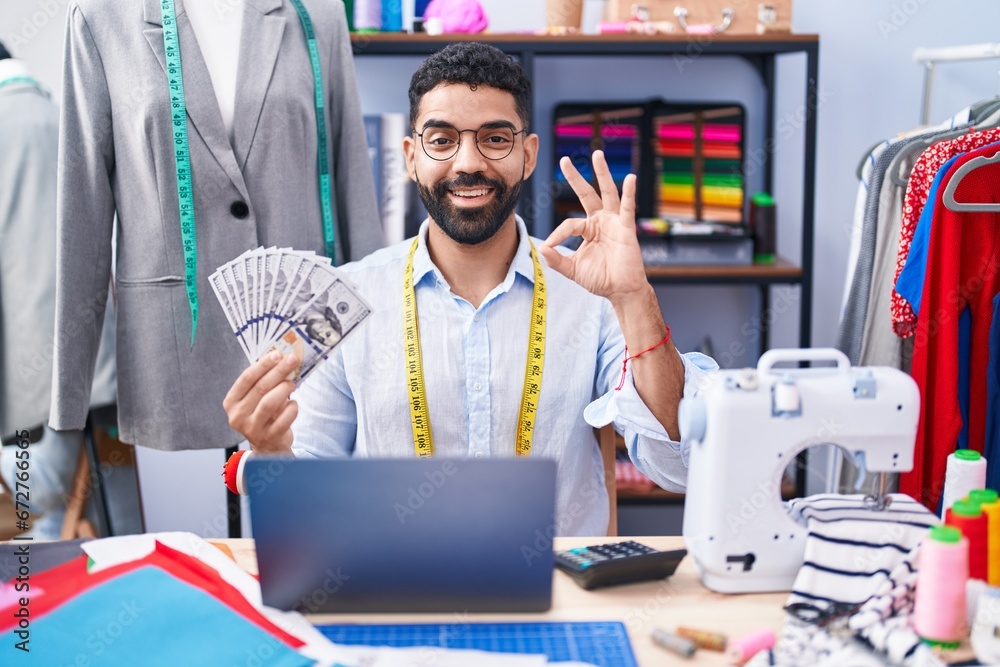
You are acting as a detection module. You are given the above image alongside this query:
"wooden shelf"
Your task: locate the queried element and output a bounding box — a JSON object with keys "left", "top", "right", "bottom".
{"left": 351, "top": 32, "right": 819, "bottom": 47}
{"left": 644, "top": 256, "right": 802, "bottom": 285}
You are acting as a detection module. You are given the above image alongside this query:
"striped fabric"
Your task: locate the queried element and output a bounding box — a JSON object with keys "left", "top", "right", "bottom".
{"left": 744, "top": 494, "right": 943, "bottom": 667}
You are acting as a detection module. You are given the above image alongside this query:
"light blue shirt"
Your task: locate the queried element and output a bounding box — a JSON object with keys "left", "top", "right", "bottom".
{"left": 291, "top": 217, "right": 718, "bottom": 535}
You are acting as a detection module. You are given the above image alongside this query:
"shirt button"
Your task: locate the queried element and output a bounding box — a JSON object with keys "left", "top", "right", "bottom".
{"left": 473, "top": 382, "right": 482, "bottom": 390}
{"left": 230, "top": 201, "right": 250, "bottom": 219}
{"left": 475, "top": 452, "right": 484, "bottom": 459}
{"left": 473, "top": 315, "right": 479, "bottom": 322}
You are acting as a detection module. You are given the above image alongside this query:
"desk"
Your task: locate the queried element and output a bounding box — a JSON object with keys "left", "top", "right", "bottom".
{"left": 219, "top": 536, "right": 788, "bottom": 666}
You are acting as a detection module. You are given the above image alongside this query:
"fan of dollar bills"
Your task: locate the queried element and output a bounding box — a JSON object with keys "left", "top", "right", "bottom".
{"left": 210, "top": 248, "right": 371, "bottom": 384}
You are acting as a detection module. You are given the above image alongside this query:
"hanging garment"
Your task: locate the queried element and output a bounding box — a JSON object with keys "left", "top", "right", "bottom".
{"left": 891, "top": 128, "right": 1000, "bottom": 338}
{"left": 839, "top": 135, "right": 934, "bottom": 364}
{"left": 0, "top": 59, "right": 115, "bottom": 440}
{"left": 50, "top": 0, "right": 384, "bottom": 451}
{"left": 986, "top": 293, "right": 1000, "bottom": 490}
{"left": 901, "top": 143, "right": 1000, "bottom": 510}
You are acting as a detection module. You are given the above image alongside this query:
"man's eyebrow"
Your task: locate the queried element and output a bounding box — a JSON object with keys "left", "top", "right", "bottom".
{"left": 418, "top": 119, "right": 518, "bottom": 130}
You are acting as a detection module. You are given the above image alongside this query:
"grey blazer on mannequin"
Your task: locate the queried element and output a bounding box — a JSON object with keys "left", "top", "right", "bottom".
{"left": 51, "top": 0, "right": 384, "bottom": 450}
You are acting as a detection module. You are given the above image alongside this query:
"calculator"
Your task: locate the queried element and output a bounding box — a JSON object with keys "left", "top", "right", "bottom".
{"left": 554, "top": 541, "right": 687, "bottom": 590}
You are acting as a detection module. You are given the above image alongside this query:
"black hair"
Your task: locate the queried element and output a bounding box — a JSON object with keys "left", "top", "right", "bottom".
{"left": 0, "top": 42, "right": 11, "bottom": 60}
{"left": 408, "top": 42, "right": 531, "bottom": 130}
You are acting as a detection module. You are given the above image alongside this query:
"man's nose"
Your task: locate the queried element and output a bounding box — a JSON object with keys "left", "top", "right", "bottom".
{"left": 451, "top": 134, "right": 488, "bottom": 173}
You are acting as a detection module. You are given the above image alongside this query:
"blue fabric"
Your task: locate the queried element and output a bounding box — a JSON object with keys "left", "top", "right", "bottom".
{"left": 0, "top": 566, "right": 312, "bottom": 666}
{"left": 987, "top": 293, "right": 1000, "bottom": 492}
{"left": 959, "top": 307, "right": 971, "bottom": 451}
{"left": 290, "top": 217, "right": 719, "bottom": 535}
{"left": 895, "top": 156, "right": 960, "bottom": 316}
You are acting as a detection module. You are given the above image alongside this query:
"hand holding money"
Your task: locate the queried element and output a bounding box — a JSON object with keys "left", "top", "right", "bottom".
{"left": 223, "top": 351, "right": 300, "bottom": 454}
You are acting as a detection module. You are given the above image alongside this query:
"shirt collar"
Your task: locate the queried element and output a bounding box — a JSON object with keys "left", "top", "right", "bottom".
{"left": 0, "top": 59, "right": 32, "bottom": 85}
{"left": 412, "top": 216, "right": 538, "bottom": 289}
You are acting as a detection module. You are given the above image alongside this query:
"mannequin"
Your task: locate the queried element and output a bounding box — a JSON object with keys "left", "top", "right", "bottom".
{"left": 0, "top": 46, "right": 117, "bottom": 538}
{"left": 51, "top": 0, "right": 384, "bottom": 452}
{"left": 184, "top": 0, "right": 244, "bottom": 143}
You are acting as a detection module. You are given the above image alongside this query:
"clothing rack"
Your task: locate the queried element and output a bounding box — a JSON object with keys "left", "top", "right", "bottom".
{"left": 913, "top": 43, "right": 1000, "bottom": 125}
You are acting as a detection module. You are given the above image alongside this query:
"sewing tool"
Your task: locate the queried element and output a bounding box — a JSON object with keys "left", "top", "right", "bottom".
{"left": 725, "top": 628, "right": 775, "bottom": 665}
{"left": 680, "top": 348, "right": 920, "bottom": 592}
{"left": 914, "top": 526, "right": 968, "bottom": 648}
{"left": 675, "top": 626, "right": 727, "bottom": 651}
{"left": 651, "top": 628, "right": 695, "bottom": 658}
{"left": 942, "top": 450, "right": 988, "bottom": 519}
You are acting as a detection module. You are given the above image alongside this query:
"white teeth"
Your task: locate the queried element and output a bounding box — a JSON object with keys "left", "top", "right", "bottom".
{"left": 451, "top": 189, "right": 489, "bottom": 198}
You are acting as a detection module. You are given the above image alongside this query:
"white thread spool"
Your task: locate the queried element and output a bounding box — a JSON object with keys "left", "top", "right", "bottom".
{"left": 942, "top": 450, "right": 987, "bottom": 519}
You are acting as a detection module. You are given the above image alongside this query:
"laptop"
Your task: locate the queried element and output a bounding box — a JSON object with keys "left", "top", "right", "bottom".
{"left": 246, "top": 458, "right": 557, "bottom": 613}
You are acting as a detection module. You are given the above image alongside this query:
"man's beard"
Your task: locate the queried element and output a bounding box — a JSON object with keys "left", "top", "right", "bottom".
{"left": 417, "top": 172, "right": 523, "bottom": 245}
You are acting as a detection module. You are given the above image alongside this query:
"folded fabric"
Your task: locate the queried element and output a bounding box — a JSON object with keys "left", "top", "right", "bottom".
{"left": 0, "top": 566, "right": 312, "bottom": 667}
{"left": 786, "top": 493, "right": 938, "bottom": 610}
{"left": 744, "top": 494, "right": 942, "bottom": 667}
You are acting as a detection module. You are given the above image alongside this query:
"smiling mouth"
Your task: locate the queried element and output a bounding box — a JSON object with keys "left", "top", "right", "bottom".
{"left": 449, "top": 188, "right": 494, "bottom": 199}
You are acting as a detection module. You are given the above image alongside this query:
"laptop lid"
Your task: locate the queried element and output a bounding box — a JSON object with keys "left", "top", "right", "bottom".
{"left": 247, "top": 458, "right": 557, "bottom": 613}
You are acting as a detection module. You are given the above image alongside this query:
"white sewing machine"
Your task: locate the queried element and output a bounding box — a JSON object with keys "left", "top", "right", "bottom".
{"left": 679, "top": 348, "right": 920, "bottom": 593}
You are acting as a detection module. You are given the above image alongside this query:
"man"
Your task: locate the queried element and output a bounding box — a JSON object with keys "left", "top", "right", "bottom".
{"left": 224, "top": 42, "right": 716, "bottom": 535}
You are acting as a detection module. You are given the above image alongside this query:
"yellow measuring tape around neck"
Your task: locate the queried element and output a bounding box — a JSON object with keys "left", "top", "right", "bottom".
{"left": 403, "top": 236, "right": 547, "bottom": 457}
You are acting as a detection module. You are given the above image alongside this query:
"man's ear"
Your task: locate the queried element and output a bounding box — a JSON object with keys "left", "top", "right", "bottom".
{"left": 522, "top": 132, "right": 539, "bottom": 181}
{"left": 403, "top": 134, "right": 417, "bottom": 182}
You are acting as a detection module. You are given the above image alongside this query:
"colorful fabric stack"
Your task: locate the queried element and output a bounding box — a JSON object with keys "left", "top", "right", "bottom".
{"left": 656, "top": 118, "right": 743, "bottom": 224}
{"left": 553, "top": 123, "right": 639, "bottom": 185}
{"left": 0, "top": 533, "right": 344, "bottom": 666}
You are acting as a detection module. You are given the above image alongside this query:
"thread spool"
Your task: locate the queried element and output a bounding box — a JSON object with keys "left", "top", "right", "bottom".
{"left": 947, "top": 500, "right": 988, "bottom": 581}
{"left": 967, "top": 489, "right": 1000, "bottom": 586}
{"left": 676, "top": 626, "right": 727, "bottom": 651}
{"left": 915, "top": 525, "right": 969, "bottom": 647}
{"left": 651, "top": 628, "right": 696, "bottom": 658}
{"left": 725, "top": 628, "right": 775, "bottom": 665}
{"left": 942, "top": 450, "right": 987, "bottom": 518}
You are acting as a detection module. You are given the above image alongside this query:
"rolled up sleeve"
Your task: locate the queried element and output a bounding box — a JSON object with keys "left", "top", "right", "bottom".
{"left": 585, "top": 343, "right": 717, "bottom": 492}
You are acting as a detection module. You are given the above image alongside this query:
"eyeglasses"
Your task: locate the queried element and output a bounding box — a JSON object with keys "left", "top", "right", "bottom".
{"left": 415, "top": 123, "right": 528, "bottom": 161}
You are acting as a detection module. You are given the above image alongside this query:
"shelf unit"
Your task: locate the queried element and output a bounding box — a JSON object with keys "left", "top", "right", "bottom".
{"left": 351, "top": 33, "right": 820, "bottom": 508}
{"left": 351, "top": 32, "right": 818, "bottom": 352}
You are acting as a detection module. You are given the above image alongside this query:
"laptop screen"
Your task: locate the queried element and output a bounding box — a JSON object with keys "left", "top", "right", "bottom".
{"left": 247, "top": 458, "right": 557, "bottom": 613}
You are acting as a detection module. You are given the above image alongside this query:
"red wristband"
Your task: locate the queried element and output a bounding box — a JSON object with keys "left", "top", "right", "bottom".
{"left": 222, "top": 450, "right": 248, "bottom": 495}
{"left": 615, "top": 325, "right": 672, "bottom": 391}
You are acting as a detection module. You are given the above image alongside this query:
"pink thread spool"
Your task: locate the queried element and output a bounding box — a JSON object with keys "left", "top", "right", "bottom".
{"left": 914, "top": 525, "right": 969, "bottom": 648}
{"left": 725, "top": 628, "right": 775, "bottom": 665}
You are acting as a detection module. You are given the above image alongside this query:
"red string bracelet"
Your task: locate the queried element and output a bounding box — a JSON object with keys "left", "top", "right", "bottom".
{"left": 615, "top": 325, "right": 672, "bottom": 391}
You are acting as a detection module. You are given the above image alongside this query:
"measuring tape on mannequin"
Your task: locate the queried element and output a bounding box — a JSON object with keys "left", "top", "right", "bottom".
{"left": 402, "top": 237, "right": 547, "bottom": 457}
{"left": 160, "top": 0, "right": 337, "bottom": 345}
{"left": 0, "top": 76, "right": 45, "bottom": 92}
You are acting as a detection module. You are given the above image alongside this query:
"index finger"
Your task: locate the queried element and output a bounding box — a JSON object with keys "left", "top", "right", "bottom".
{"left": 559, "top": 156, "right": 602, "bottom": 217}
